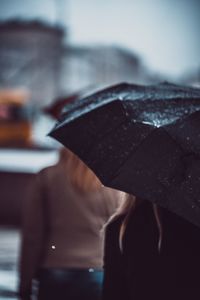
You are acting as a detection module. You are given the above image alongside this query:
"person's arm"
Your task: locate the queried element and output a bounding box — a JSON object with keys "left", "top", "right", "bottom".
{"left": 18, "top": 172, "right": 46, "bottom": 300}
{"left": 102, "top": 219, "right": 128, "bottom": 300}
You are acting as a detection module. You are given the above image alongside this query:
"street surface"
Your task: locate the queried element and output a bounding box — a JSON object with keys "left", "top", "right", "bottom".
{"left": 0, "top": 228, "right": 20, "bottom": 300}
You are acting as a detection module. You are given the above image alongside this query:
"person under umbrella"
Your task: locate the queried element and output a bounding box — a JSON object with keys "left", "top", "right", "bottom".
{"left": 102, "top": 193, "right": 200, "bottom": 300}
{"left": 18, "top": 148, "right": 122, "bottom": 300}
{"left": 48, "top": 81, "right": 200, "bottom": 300}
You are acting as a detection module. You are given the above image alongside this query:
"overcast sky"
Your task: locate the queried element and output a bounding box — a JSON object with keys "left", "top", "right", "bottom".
{"left": 0, "top": 0, "right": 200, "bottom": 78}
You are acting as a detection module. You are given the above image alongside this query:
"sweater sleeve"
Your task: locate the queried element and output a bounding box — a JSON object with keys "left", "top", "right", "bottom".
{"left": 18, "top": 172, "right": 46, "bottom": 298}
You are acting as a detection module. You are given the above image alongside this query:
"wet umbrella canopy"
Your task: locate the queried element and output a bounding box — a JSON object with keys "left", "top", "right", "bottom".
{"left": 49, "top": 82, "right": 200, "bottom": 227}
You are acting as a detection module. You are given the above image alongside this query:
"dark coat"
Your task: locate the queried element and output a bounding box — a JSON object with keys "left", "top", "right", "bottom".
{"left": 102, "top": 201, "right": 200, "bottom": 300}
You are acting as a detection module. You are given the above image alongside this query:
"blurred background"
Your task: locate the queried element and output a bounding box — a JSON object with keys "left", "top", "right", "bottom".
{"left": 0, "top": 0, "right": 200, "bottom": 298}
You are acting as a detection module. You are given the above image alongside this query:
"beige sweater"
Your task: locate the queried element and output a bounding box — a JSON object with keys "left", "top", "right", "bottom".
{"left": 19, "top": 163, "right": 122, "bottom": 295}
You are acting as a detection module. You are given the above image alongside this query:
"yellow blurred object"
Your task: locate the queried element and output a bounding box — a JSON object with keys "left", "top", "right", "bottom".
{"left": 0, "top": 122, "right": 32, "bottom": 144}
{"left": 0, "top": 88, "right": 32, "bottom": 146}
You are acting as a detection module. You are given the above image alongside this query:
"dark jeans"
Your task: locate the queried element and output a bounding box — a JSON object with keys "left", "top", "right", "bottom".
{"left": 37, "top": 268, "right": 103, "bottom": 300}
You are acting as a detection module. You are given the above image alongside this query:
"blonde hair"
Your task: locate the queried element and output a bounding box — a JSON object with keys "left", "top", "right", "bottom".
{"left": 59, "top": 147, "right": 101, "bottom": 193}
{"left": 109, "top": 193, "right": 163, "bottom": 253}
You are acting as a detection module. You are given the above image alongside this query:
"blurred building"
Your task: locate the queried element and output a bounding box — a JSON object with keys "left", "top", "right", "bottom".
{"left": 0, "top": 20, "right": 155, "bottom": 107}
{"left": 0, "top": 20, "right": 64, "bottom": 108}
{"left": 0, "top": 21, "right": 63, "bottom": 225}
{"left": 60, "top": 45, "right": 151, "bottom": 94}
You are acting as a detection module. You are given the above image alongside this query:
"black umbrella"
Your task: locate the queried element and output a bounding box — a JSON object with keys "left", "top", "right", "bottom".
{"left": 49, "top": 82, "right": 200, "bottom": 227}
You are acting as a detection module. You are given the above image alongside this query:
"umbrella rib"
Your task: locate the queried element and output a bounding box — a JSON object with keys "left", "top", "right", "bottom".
{"left": 86, "top": 118, "right": 132, "bottom": 158}
{"left": 109, "top": 125, "right": 188, "bottom": 183}
{"left": 84, "top": 100, "right": 155, "bottom": 178}
{"left": 82, "top": 100, "right": 128, "bottom": 157}
{"left": 108, "top": 124, "right": 156, "bottom": 182}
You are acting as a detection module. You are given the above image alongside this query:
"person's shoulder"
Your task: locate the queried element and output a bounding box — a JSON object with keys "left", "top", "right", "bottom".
{"left": 102, "top": 187, "right": 123, "bottom": 198}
